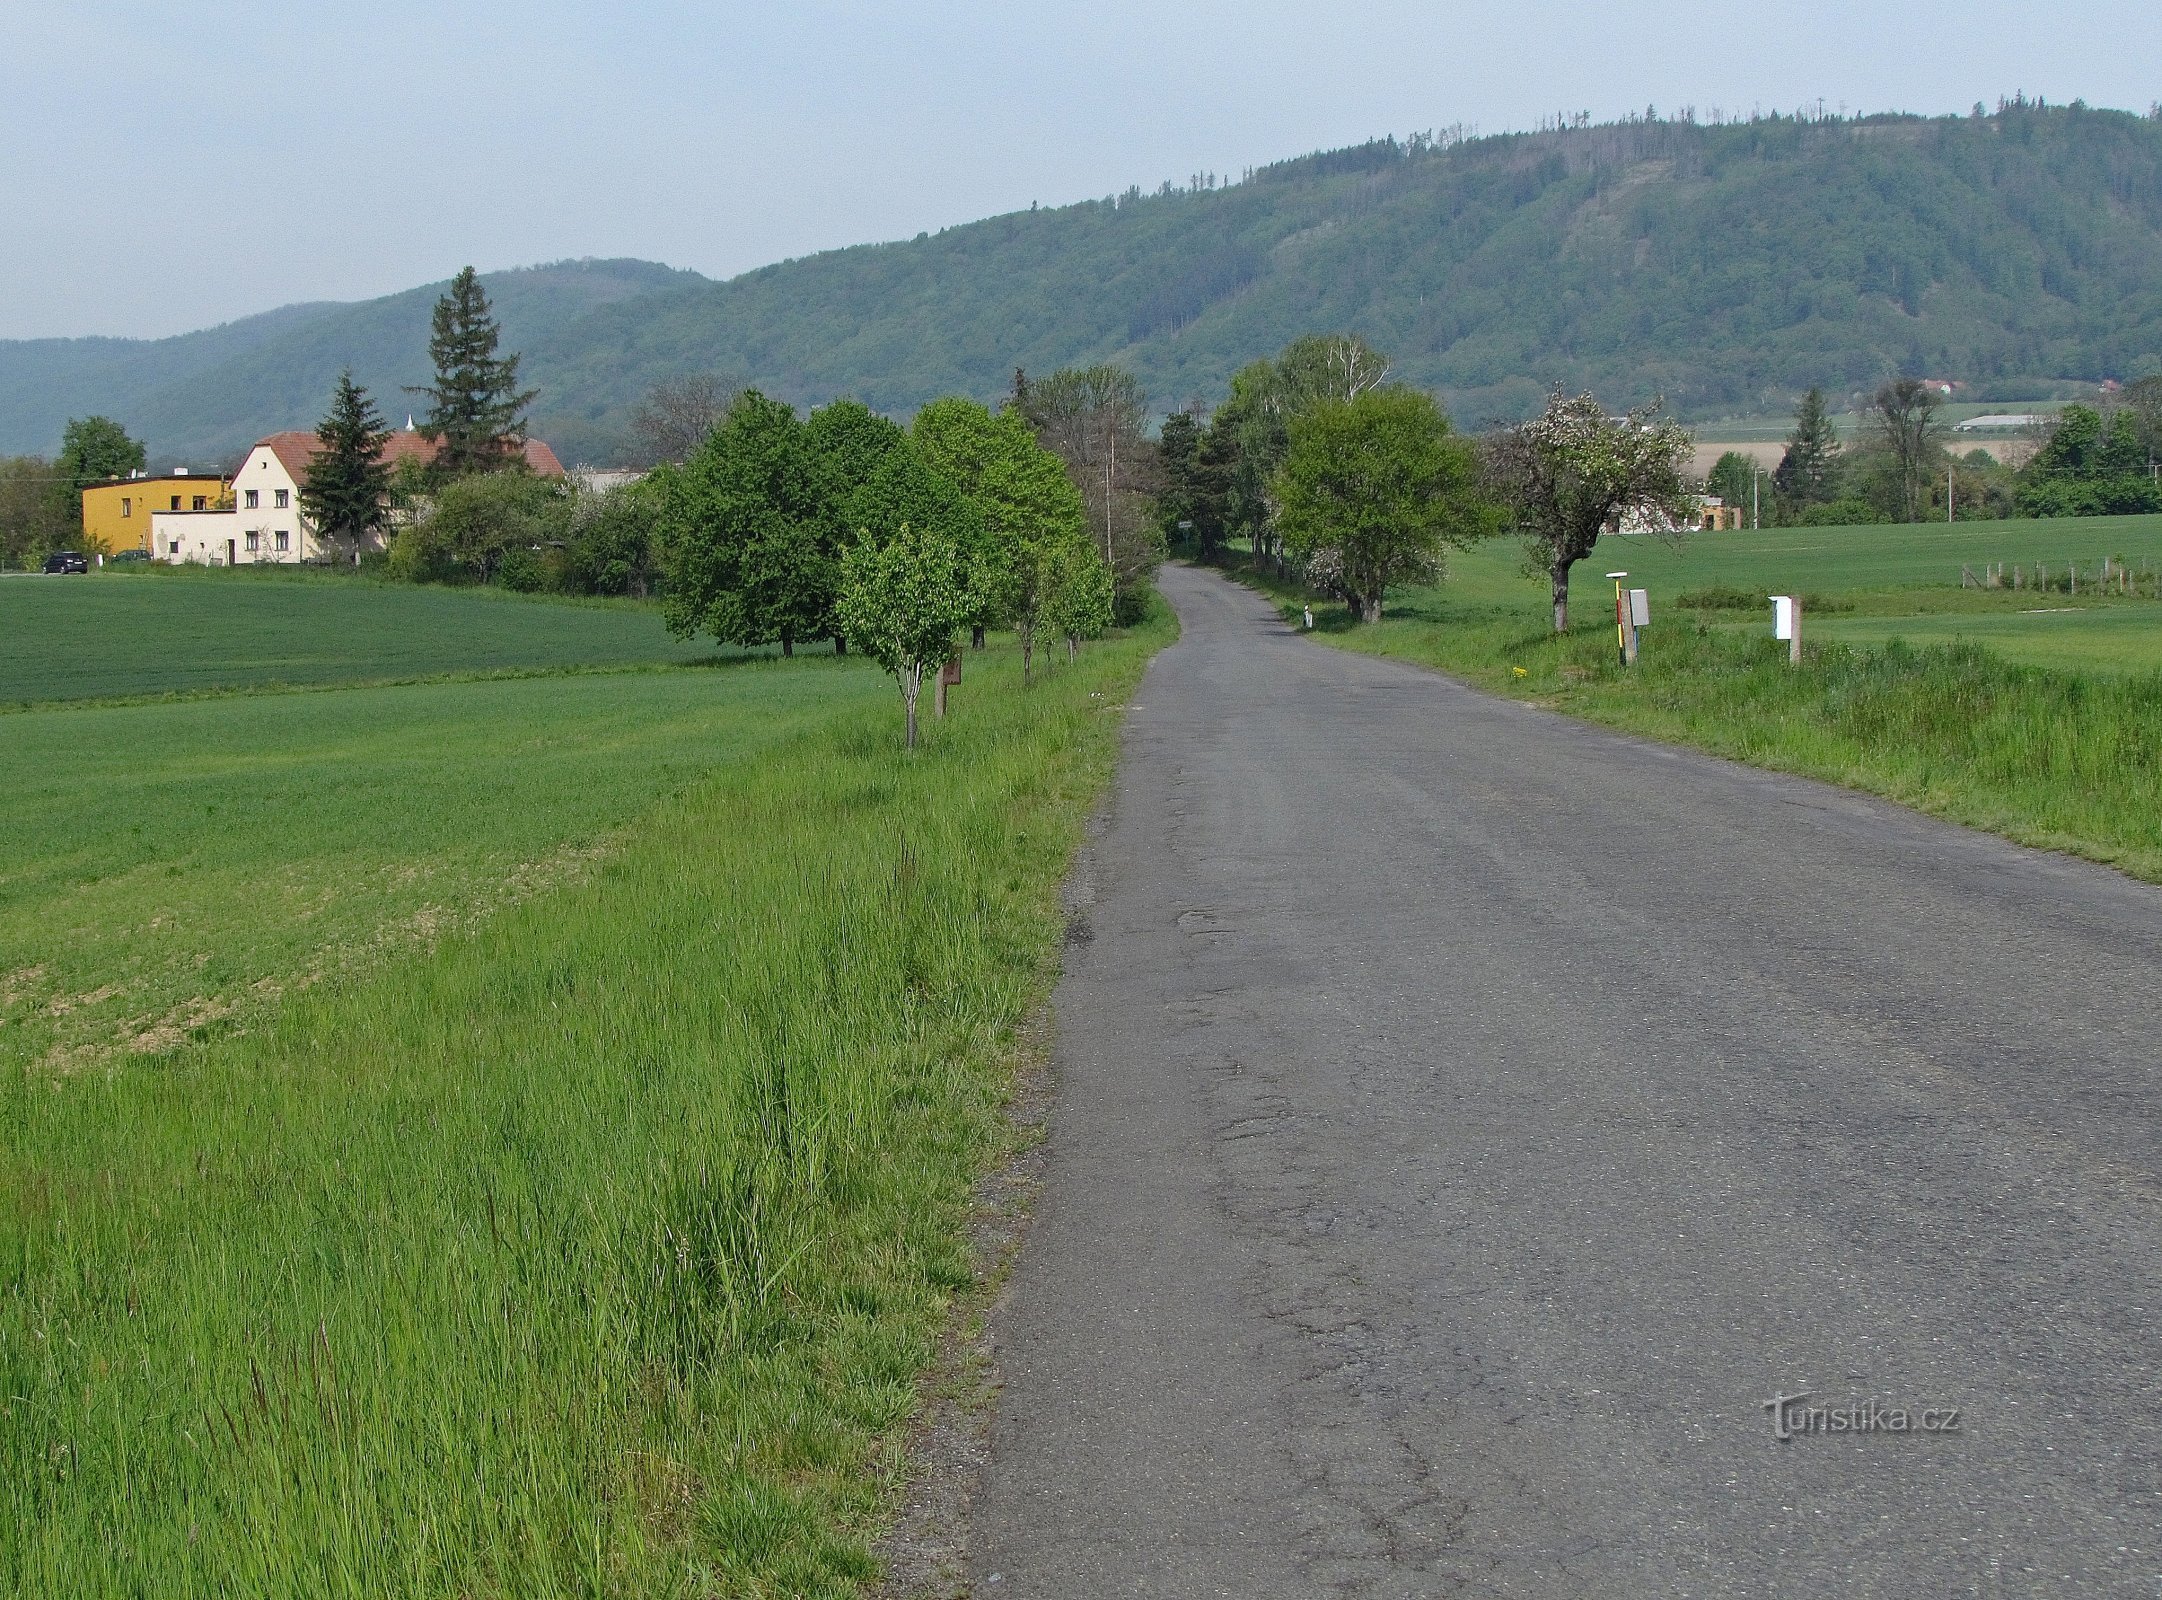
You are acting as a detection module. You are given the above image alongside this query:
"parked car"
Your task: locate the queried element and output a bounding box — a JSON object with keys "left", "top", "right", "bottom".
{"left": 43, "top": 551, "right": 89, "bottom": 574}
{"left": 109, "top": 548, "right": 150, "bottom": 565}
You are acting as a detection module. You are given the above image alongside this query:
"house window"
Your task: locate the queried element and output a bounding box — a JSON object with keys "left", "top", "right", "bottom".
{"left": 168, "top": 539, "right": 180, "bottom": 555}
{"left": 121, "top": 497, "right": 132, "bottom": 517}
{"left": 170, "top": 495, "right": 181, "bottom": 511}
{"left": 274, "top": 488, "right": 290, "bottom": 509}
{"left": 245, "top": 531, "right": 260, "bottom": 553}
{"left": 192, "top": 496, "right": 207, "bottom": 511}
{"left": 245, "top": 489, "right": 259, "bottom": 509}
{"left": 275, "top": 530, "right": 290, "bottom": 552}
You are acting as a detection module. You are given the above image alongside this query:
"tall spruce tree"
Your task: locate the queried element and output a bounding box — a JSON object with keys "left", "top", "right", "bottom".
{"left": 1774, "top": 388, "right": 1841, "bottom": 505}
{"left": 300, "top": 372, "right": 393, "bottom": 563}
{"left": 408, "top": 267, "right": 536, "bottom": 480}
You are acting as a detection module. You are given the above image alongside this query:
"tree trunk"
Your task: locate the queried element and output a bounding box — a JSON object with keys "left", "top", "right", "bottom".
{"left": 832, "top": 633, "right": 846, "bottom": 655}
{"left": 1021, "top": 622, "right": 1034, "bottom": 685}
{"left": 781, "top": 634, "right": 794, "bottom": 658}
{"left": 1066, "top": 636, "right": 1077, "bottom": 664}
{"left": 902, "top": 664, "right": 921, "bottom": 749}
{"left": 1361, "top": 593, "right": 1383, "bottom": 624}
{"left": 972, "top": 625, "right": 986, "bottom": 650}
{"left": 1551, "top": 559, "right": 1572, "bottom": 633}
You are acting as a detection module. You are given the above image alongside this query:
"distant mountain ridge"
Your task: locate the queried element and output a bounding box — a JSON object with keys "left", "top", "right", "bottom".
{"left": 6, "top": 102, "right": 2160, "bottom": 464}
{"left": 0, "top": 260, "right": 705, "bottom": 466}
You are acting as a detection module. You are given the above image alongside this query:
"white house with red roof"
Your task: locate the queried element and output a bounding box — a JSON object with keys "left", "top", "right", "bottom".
{"left": 149, "top": 428, "right": 565, "bottom": 565}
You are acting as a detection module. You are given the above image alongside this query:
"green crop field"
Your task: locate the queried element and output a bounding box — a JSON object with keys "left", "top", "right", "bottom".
{"left": 1562, "top": 514, "right": 2162, "bottom": 605}
{"left": 0, "top": 570, "right": 720, "bottom": 705}
{"left": 1417, "top": 514, "right": 2162, "bottom": 674}
{"left": 1, "top": 580, "right": 1172, "bottom": 1595}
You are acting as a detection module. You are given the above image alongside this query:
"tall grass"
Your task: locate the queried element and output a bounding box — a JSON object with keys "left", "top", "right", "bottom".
{"left": 2, "top": 604, "right": 1169, "bottom": 1596}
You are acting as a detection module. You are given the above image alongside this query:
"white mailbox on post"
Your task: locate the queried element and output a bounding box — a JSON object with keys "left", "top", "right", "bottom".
{"left": 1629, "top": 588, "right": 1650, "bottom": 629}
{"left": 1771, "top": 595, "right": 1795, "bottom": 640}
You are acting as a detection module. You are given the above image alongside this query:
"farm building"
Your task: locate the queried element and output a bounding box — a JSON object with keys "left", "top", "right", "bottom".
{"left": 80, "top": 472, "right": 231, "bottom": 556}
{"left": 150, "top": 429, "right": 565, "bottom": 565}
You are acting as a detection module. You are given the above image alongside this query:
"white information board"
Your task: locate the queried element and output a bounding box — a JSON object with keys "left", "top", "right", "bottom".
{"left": 1771, "top": 595, "right": 1794, "bottom": 641}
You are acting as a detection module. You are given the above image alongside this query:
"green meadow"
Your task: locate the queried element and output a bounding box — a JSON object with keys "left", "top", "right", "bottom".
{"left": 2, "top": 577, "right": 1172, "bottom": 1595}
{"left": 1244, "top": 512, "right": 2162, "bottom": 883}
{"left": 0, "top": 570, "right": 719, "bottom": 705}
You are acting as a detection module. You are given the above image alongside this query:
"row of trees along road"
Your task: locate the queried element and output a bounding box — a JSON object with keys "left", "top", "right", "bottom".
{"left": 649, "top": 386, "right": 1123, "bottom": 744}
{"left": 1158, "top": 334, "right": 1696, "bottom": 630}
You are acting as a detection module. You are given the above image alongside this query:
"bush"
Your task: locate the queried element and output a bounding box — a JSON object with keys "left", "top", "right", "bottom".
{"left": 565, "top": 482, "right": 659, "bottom": 596}
{"left": 387, "top": 523, "right": 454, "bottom": 583}
{"left": 1794, "top": 498, "right": 1889, "bottom": 526}
{"left": 402, "top": 471, "right": 573, "bottom": 585}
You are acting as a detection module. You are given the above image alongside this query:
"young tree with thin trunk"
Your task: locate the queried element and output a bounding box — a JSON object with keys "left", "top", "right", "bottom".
{"left": 299, "top": 371, "right": 392, "bottom": 564}
{"left": 836, "top": 523, "right": 973, "bottom": 748}
{"left": 1485, "top": 389, "right": 1694, "bottom": 632}
{"left": 1274, "top": 388, "right": 1490, "bottom": 623}
{"left": 408, "top": 267, "right": 536, "bottom": 481}
{"left": 1045, "top": 538, "right": 1115, "bottom": 663}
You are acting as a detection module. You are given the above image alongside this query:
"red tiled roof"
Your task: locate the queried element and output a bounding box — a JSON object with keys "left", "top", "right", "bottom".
{"left": 254, "top": 429, "right": 564, "bottom": 482}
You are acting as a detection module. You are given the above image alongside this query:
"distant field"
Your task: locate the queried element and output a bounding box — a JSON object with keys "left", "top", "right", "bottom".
{"left": 1811, "top": 607, "right": 2162, "bottom": 673}
{"left": 0, "top": 571, "right": 718, "bottom": 703}
{"left": 1560, "top": 515, "right": 2162, "bottom": 599}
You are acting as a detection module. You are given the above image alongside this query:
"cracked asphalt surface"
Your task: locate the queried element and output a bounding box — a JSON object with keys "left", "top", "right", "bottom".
{"left": 970, "top": 564, "right": 2162, "bottom": 1597}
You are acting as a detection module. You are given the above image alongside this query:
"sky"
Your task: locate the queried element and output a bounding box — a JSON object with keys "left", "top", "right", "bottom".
{"left": 3, "top": 0, "right": 2157, "bottom": 341}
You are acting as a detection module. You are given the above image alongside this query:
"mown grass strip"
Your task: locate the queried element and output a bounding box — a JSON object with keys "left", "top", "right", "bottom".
{"left": 1236, "top": 566, "right": 2162, "bottom": 886}
{"left": 2, "top": 600, "right": 1171, "bottom": 1597}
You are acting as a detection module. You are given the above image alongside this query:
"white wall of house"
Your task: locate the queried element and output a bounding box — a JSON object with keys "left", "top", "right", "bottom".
{"left": 227, "top": 444, "right": 311, "bottom": 561}
{"left": 147, "top": 508, "right": 302, "bottom": 565}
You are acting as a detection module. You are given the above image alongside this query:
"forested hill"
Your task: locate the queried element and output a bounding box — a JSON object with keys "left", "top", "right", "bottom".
{"left": 8, "top": 102, "right": 2162, "bottom": 464}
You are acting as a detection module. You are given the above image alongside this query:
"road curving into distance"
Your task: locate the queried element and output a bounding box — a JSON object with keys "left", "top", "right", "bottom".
{"left": 970, "top": 562, "right": 2162, "bottom": 1598}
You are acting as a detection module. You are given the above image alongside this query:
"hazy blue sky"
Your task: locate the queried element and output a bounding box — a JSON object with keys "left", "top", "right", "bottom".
{"left": 3, "top": 0, "right": 2156, "bottom": 340}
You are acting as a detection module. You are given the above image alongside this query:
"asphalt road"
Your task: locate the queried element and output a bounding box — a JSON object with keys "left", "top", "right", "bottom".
{"left": 971, "top": 563, "right": 2162, "bottom": 1598}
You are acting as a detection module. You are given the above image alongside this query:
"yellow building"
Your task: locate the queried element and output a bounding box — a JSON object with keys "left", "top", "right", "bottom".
{"left": 80, "top": 473, "right": 231, "bottom": 556}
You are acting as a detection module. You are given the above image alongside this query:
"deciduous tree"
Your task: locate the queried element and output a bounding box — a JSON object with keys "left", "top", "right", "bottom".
{"left": 653, "top": 392, "right": 831, "bottom": 655}
{"left": 1868, "top": 378, "right": 1947, "bottom": 523}
{"left": 299, "top": 372, "right": 393, "bottom": 563}
{"left": 409, "top": 267, "right": 536, "bottom": 480}
{"left": 836, "top": 523, "right": 973, "bottom": 748}
{"left": 1485, "top": 389, "right": 1694, "bottom": 632}
{"left": 1044, "top": 538, "right": 1115, "bottom": 663}
{"left": 912, "top": 398, "right": 1088, "bottom": 672}
{"left": 629, "top": 373, "right": 742, "bottom": 465}
{"left": 1021, "top": 365, "right": 1163, "bottom": 619}
{"left": 56, "top": 416, "right": 147, "bottom": 493}
{"left": 1274, "top": 388, "right": 1490, "bottom": 623}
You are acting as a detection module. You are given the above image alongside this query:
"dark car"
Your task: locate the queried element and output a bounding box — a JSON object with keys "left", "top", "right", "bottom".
{"left": 43, "top": 551, "right": 89, "bottom": 574}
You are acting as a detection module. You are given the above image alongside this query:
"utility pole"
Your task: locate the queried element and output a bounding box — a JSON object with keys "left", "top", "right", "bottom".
{"left": 1752, "top": 466, "right": 1760, "bottom": 530}
{"left": 1948, "top": 462, "right": 1956, "bottom": 523}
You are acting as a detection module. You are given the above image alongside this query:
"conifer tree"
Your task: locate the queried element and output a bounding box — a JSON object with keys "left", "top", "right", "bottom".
{"left": 409, "top": 267, "right": 536, "bottom": 480}
{"left": 300, "top": 372, "right": 393, "bottom": 562}
{"left": 1774, "top": 388, "right": 1841, "bottom": 505}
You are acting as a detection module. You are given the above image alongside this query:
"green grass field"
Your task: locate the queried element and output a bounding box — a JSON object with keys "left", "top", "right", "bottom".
{"left": 2, "top": 578, "right": 1173, "bottom": 1595}
{"left": 1424, "top": 514, "right": 2162, "bottom": 674}
{"left": 0, "top": 570, "right": 720, "bottom": 704}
